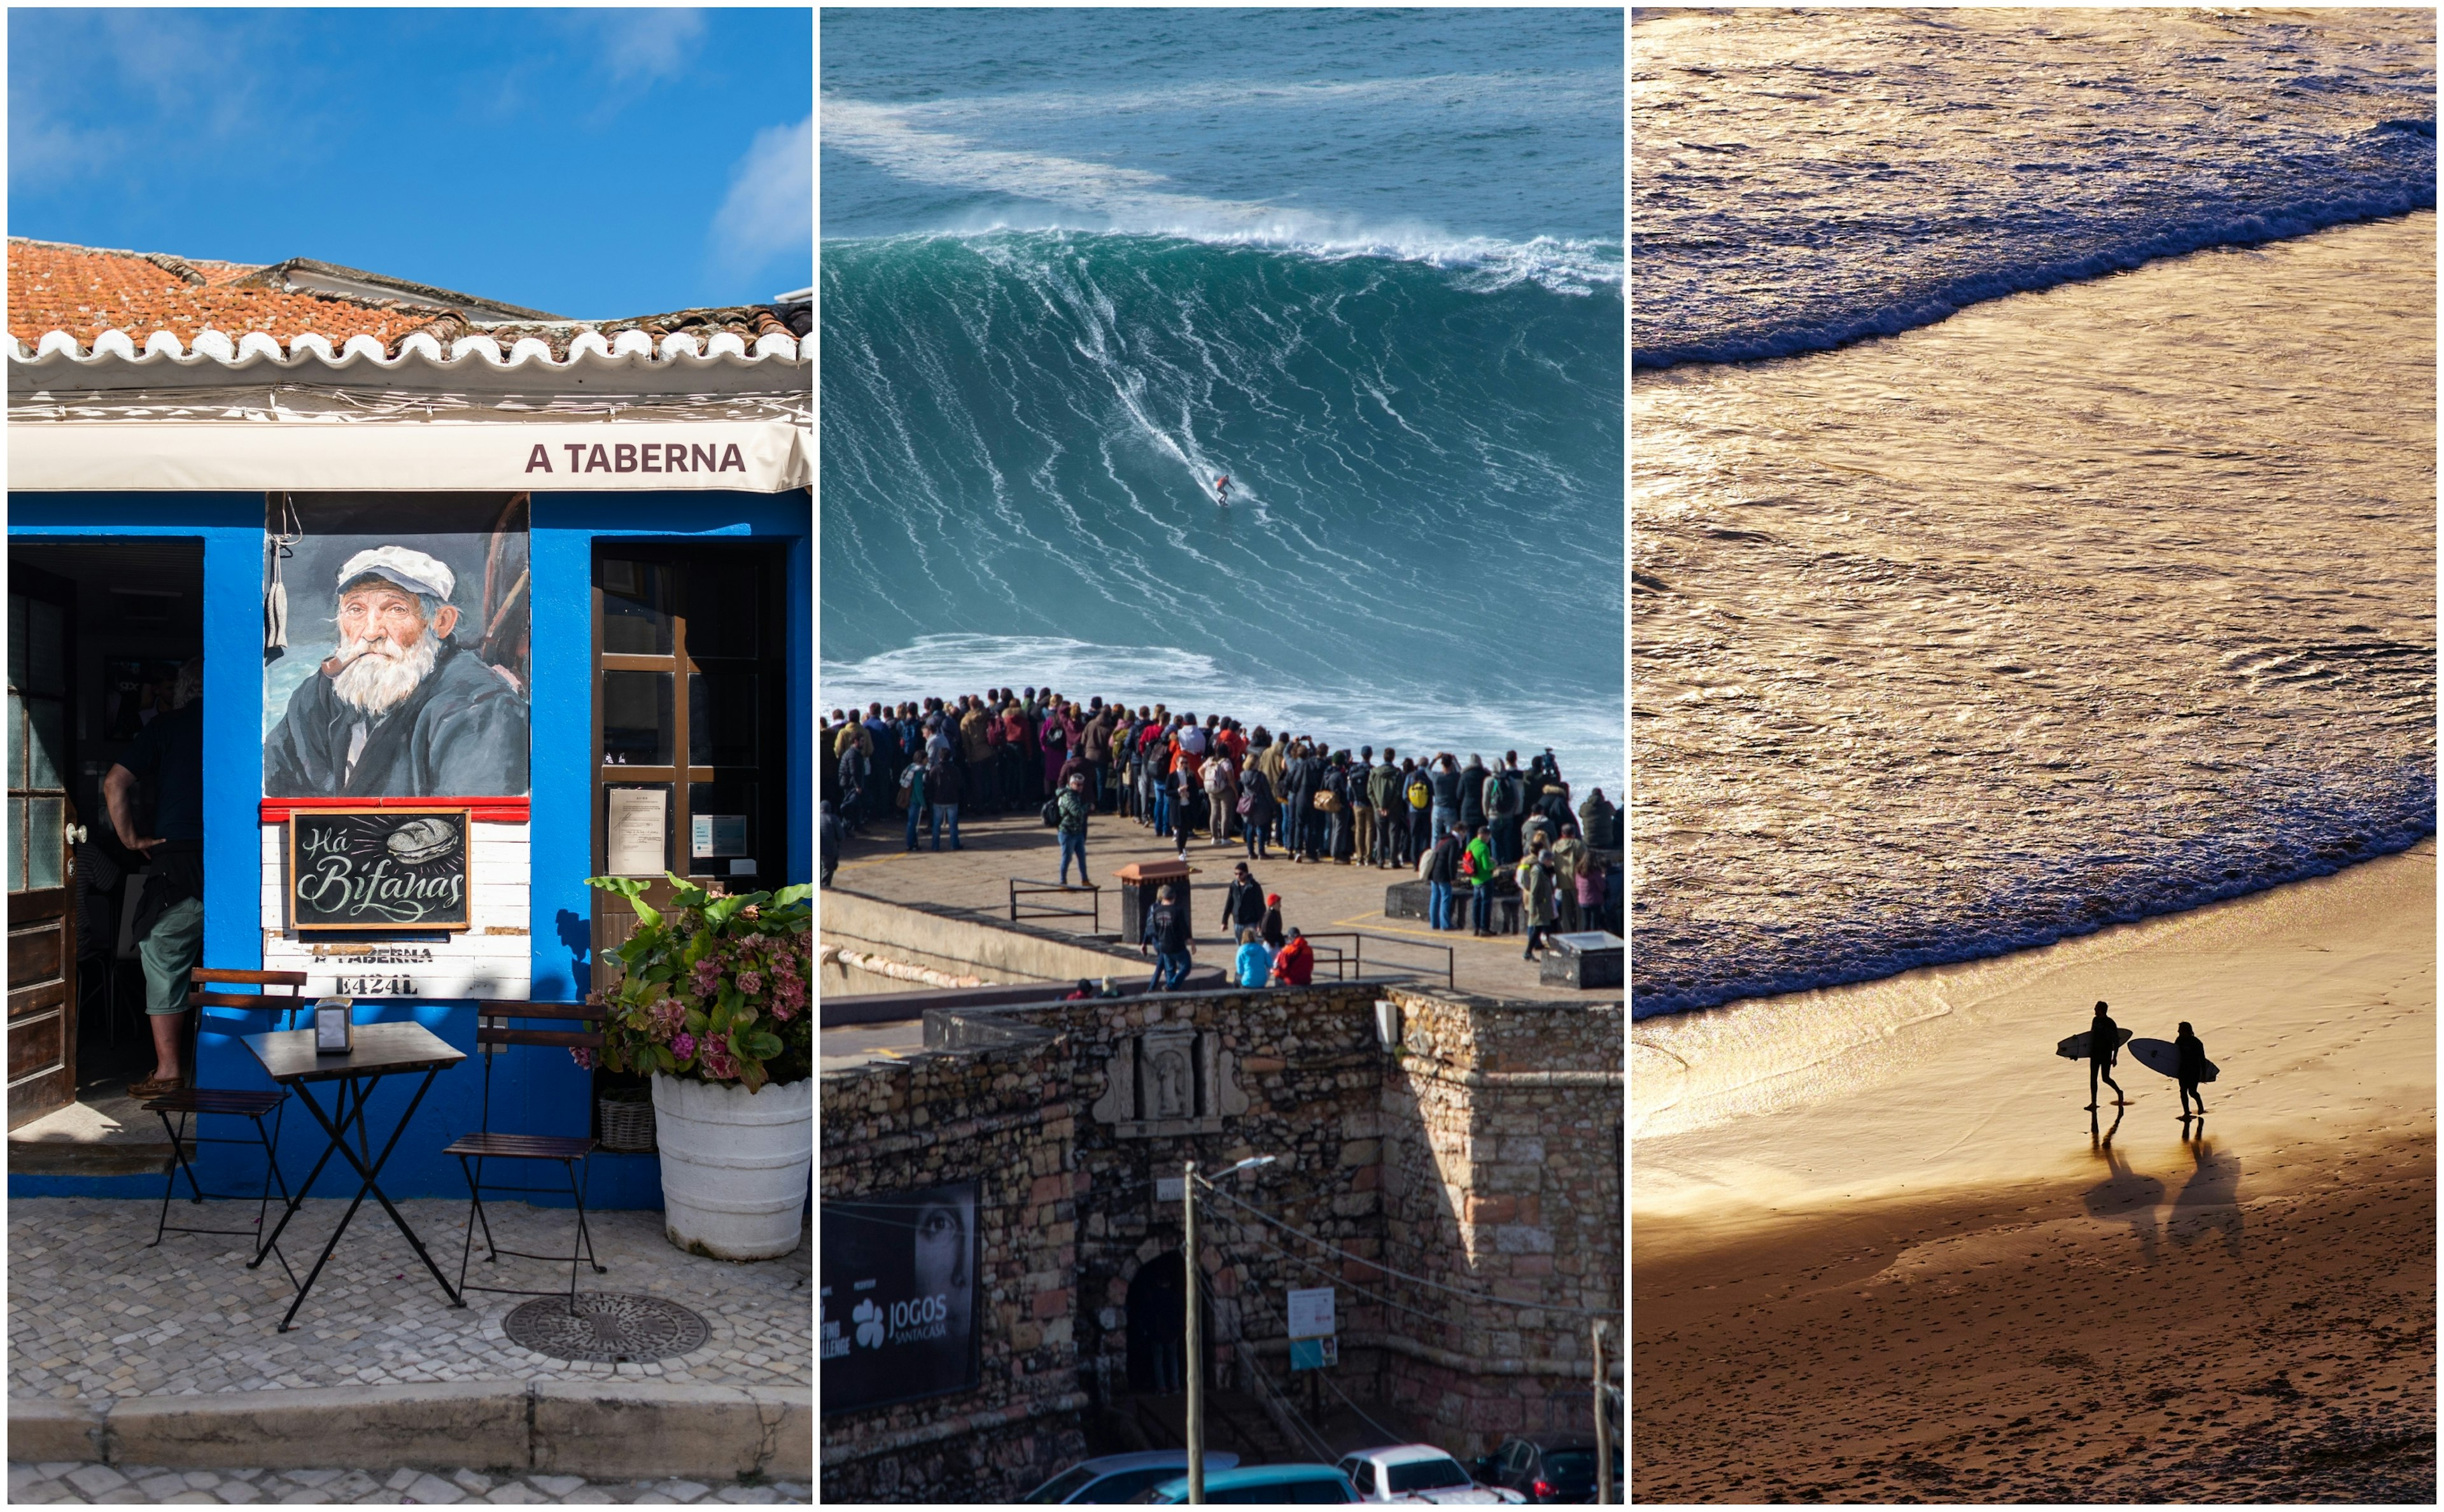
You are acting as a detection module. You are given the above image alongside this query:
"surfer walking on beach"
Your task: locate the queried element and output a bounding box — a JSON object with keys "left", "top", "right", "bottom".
{"left": 2087, "top": 1000, "right": 2126, "bottom": 1110}
{"left": 2175, "top": 1020, "right": 2209, "bottom": 1119}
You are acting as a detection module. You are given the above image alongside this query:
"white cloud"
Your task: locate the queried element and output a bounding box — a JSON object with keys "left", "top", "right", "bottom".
{"left": 589, "top": 9, "right": 706, "bottom": 87}
{"left": 709, "top": 116, "right": 812, "bottom": 284}
{"left": 8, "top": 10, "right": 281, "bottom": 187}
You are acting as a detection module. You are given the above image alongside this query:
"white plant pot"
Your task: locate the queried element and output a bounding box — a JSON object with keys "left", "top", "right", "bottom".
{"left": 650, "top": 1072, "right": 813, "bottom": 1261}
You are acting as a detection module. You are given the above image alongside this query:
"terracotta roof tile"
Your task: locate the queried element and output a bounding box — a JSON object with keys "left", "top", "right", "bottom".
{"left": 11, "top": 241, "right": 417, "bottom": 351}
{"left": 7, "top": 239, "right": 808, "bottom": 365}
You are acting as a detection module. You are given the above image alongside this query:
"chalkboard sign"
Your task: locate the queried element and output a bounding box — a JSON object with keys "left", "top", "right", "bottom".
{"left": 288, "top": 808, "right": 472, "bottom": 933}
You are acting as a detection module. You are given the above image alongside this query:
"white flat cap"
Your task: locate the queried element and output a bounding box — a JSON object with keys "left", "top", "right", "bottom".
{"left": 337, "top": 545, "right": 455, "bottom": 603}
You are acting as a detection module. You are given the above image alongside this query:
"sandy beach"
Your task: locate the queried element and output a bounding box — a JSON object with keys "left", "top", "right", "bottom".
{"left": 1632, "top": 841, "right": 2436, "bottom": 1501}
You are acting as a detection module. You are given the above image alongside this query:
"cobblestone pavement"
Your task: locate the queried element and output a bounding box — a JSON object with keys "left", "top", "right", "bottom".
{"left": 10, "top": 1198, "right": 808, "bottom": 1400}
{"left": 10, "top": 1462, "right": 811, "bottom": 1504}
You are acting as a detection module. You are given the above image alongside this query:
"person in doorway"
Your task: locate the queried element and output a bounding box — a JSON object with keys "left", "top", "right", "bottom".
{"left": 1142, "top": 883, "right": 1195, "bottom": 991}
{"left": 1270, "top": 927, "right": 1315, "bottom": 988}
{"left": 1235, "top": 928, "right": 1274, "bottom": 988}
{"left": 1056, "top": 771, "right": 1092, "bottom": 886}
{"left": 106, "top": 657, "right": 205, "bottom": 1096}
{"left": 2086, "top": 1000, "right": 2126, "bottom": 1111}
{"left": 2175, "top": 1020, "right": 2210, "bottom": 1119}
{"left": 818, "top": 801, "right": 842, "bottom": 888}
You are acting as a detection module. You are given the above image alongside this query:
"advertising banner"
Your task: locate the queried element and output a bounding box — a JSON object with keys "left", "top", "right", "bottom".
{"left": 821, "top": 1180, "right": 980, "bottom": 1415}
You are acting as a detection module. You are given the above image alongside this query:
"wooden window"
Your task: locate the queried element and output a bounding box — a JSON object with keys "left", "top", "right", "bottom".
{"left": 590, "top": 545, "right": 788, "bottom": 962}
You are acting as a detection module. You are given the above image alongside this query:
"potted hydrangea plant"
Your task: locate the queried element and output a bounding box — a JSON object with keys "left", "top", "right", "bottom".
{"left": 586, "top": 874, "right": 811, "bottom": 1260}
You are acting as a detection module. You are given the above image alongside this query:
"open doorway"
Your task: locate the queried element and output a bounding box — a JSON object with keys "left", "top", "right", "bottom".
{"left": 6, "top": 539, "right": 202, "bottom": 1145}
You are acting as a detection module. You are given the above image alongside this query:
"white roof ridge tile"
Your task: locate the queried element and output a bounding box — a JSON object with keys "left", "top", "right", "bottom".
{"left": 8, "top": 326, "right": 803, "bottom": 370}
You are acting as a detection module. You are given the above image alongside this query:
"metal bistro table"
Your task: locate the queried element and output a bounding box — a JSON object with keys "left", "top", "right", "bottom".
{"left": 242, "top": 1020, "right": 468, "bottom": 1333}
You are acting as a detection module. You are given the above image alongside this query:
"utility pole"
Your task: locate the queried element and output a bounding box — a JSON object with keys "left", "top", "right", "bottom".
{"left": 1592, "top": 1320, "right": 1613, "bottom": 1505}
{"left": 1184, "top": 1158, "right": 1203, "bottom": 1505}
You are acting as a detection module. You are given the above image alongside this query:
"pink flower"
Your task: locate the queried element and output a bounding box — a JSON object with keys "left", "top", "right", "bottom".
{"left": 771, "top": 998, "right": 796, "bottom": 1023}
{"left": 671, "top": 1032, "right": 697, "bottom": 1060}
{"left": 699, "top": 1039, "right": 738, "bottom": 1081}
{"left": 690, "top": 959, "right": 722, "bottom": 995}
{"left": 569, "top": 1046, "right": 598, "bottom": 1070}
{"left": 736, "top": 970, "right": 766, "bottom": 997}
{"left": 743, "top": 905, "right": 761, "bottom": 919}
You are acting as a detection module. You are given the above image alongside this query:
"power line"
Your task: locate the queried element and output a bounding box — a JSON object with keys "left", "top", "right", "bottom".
{"left": 1196, "top": 1266, "right": 1339, "bottom": 1464}
{"left": 1314, "top": 1367, "right": 1407, "bottom": 1450}
{"left": 1202, "top": 1205, "right": 1505, "bottom": 1334}
{"left": 1198, "top": 1182, "right": 1622, "bottom": 1319}
{"left": 1214, "top": 1242, "right": 1411, "bottom": 1452}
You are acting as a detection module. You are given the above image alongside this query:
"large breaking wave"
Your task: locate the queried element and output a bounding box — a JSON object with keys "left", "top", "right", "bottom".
{"left": 820, "top": 230, "right": 1627, "bottom": 794}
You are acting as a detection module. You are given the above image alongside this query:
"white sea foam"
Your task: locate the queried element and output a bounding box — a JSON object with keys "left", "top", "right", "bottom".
{"left": 1633, "top": 7, "right": 2435, "bottom": 365}
{"left": 824, "top": 95, "right": 1621, "bottom": 293}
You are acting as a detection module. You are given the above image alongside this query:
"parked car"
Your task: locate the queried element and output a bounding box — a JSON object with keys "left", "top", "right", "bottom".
{"left": 1023, "top": 1451, "right": 1243, "bottom": 1504}
{"left": 1470, "top": 1435, "right": 1620, "bottom": 1504}
{"left": 1132, "top": 1464, "right": 1361, "bottom": 1503}
{"left": 1338, "top": 1444, "right": 1526, "bottom": 1504}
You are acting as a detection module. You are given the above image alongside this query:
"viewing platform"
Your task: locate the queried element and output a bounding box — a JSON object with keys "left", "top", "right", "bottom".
{"left": 820, "top": 806, "right": 1620, "bottom": 1009}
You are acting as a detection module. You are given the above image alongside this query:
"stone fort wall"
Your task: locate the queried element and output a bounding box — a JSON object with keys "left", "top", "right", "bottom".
{"left": 820, "top": 980, "right": 1622, "bottom": 1501}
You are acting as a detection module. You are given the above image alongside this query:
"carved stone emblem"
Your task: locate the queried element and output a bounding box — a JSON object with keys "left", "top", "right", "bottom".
{"left": 1092, "top": 1028, "right": 1250, "bottom": 1138}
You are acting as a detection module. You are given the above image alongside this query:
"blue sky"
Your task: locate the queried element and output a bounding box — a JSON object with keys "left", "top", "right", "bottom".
{"left": 8, "top": 8, "right": 811, "bottom": 318}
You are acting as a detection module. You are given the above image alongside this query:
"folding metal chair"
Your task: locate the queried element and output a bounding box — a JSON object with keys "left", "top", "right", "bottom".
{"left": 446, "top": 1000, "right": 609, "bottom": 1309}
{"left": 143, "top": 968, "right": 308, "bottom": 1275}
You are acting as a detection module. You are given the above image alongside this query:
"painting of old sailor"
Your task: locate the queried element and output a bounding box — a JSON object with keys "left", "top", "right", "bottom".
{"left": 265, "top": 540, "right": 530, "bottom": 797}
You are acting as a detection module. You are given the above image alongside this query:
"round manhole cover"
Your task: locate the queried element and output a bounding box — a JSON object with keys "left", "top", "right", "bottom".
{"left": 504, "top": 1293, "right": 710, "bottom": 1364}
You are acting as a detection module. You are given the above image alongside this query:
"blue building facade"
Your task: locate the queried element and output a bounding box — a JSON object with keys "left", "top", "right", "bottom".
{"left": 7, "top": 332, "right": 811, "bottom": 1209}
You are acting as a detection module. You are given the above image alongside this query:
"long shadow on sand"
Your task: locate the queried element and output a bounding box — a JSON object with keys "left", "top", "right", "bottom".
{"left": 2169, "top": 1134, "right": 2244, "bottom": 1259}
{"left": 2081, "top": 1108, "right": 2167, "bottom": 1263}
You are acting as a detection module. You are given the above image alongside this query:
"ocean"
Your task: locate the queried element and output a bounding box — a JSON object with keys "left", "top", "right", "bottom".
{"left": 1632, "top": 8, "right": 2437, "bottom": 1018}
{"left": 819, "top": 8, "right": 1625, "bottom": 797}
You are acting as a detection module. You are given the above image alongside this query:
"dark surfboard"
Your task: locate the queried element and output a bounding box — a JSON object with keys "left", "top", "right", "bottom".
{"left": 2127, "top": 1036, "right": 2219, "bottom": 1083}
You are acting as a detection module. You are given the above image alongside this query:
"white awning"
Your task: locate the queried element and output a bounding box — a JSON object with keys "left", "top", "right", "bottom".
{"left": 6, "top": 418, "right": 810, "bottom": 492}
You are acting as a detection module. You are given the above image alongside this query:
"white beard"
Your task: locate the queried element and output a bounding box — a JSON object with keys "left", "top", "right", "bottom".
{"left": 331, "top": 633, "right": 440, "bottom": 717}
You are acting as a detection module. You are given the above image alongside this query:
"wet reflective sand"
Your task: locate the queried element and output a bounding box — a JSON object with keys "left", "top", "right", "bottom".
{"left": 1633, "top": 213, "right": 2436, "bottom": 1014}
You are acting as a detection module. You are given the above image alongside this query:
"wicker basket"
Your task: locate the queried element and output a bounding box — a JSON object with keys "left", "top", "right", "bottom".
{"left": 598, "top": 1086, "right": 658, "bottom": 1152}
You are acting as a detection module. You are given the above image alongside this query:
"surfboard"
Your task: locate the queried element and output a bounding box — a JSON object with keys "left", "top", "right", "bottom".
{"left": 2055, "top": 1027, "right": 2133, "bottom": 1061}
{"left": 2126, "top": 1037, "right": 2219, "bottom": 1083}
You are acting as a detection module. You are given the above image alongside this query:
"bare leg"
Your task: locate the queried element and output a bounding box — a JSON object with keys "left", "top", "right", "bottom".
{"left": 150, "top": 1011, "right": 188, "bottom": 1081}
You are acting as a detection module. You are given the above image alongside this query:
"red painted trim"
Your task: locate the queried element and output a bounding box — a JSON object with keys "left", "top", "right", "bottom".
{"left": 258, "top": 796, "right": 530, "bottom": 824}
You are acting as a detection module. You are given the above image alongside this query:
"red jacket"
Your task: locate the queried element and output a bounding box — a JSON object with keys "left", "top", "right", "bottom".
{"left": 1272, "top": 935, "right": 1314, "bottom": 987}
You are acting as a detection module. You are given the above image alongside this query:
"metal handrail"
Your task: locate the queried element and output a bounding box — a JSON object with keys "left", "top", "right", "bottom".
{"left": 1295, "top": 931, "right": 1455, "bottom": 988}
{"left": 1009, "top": 878, "right": 1101, "bottom": 933}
